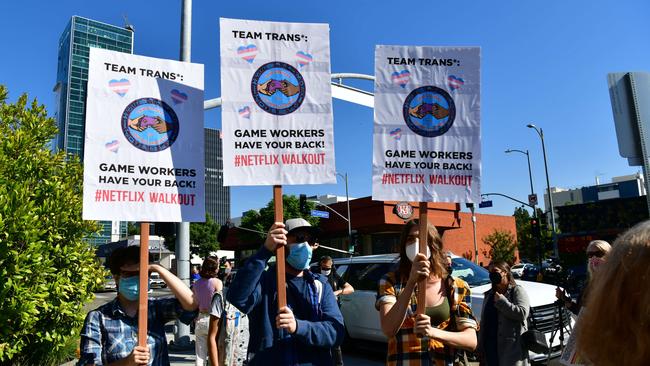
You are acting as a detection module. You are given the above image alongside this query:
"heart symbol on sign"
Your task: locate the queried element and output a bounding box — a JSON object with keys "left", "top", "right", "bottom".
{"left": 171, "top": 89, "right": 188, "bottom": 105}
{"left": 237, "top": 44, "right": 258, "bottom": 64}
{"left": 391, "top": 70, "right": 410, "bottom": 88}
{"left": 389, "top": 128, "right": 402, "bottom": 140}
{"left": 448, "top": 75, "right": 465, "bottom": 91}
{"left": 296, "top": 51, "right": 313, "bottom": 68}
{"left": 238, "top": 106, "right": 251, "bottom": 119}
{"left": 108, "top": 79, "right": 130, "bottom": 97}
{"left": 105, "top": 140, "right": 120, "bottom": 153}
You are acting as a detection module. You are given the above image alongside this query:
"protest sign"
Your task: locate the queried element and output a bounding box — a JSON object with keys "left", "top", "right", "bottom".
{"left": 83, "top": 48, "right": 205, "bottom": 222}
{"left": 372, "top": 46, "right": 481, "bottom": 203}
{"left": 220, "top": 18, "right": 335, "bottom": 186}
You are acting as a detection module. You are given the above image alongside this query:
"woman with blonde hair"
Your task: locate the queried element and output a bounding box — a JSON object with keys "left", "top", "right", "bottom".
{"left": 555, "top": 239, "right": 611, "bottom": 315}
{"left": 376, "top": 220, "right": 477, "bottom": 366}
{"left": 576, "top": 220, "right": 650, "bottom": 365}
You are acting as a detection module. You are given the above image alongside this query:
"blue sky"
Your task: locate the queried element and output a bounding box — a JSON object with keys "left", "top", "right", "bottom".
{"left": 2, "top": 0, "right": 649, "bottom": 221}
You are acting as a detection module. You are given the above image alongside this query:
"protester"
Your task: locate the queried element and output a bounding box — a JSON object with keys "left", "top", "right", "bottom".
{"left": 478, "top": 261, "right": 530, "bottom": 366}
{"left": 191, "top": 266, "right": 201, "bottom": 284}
{"left": 226, "top": 218, "right": 345, "bottom": 366}
{"left": 207, "top": 288, "right": 250, "bottom": 366}
{"left": 193, "top": 257, "right": 223, "bottom": 366}
{"left": 78, "top": 245, "right": 198, "bottom": 366}
{"left": 576, "top": 220, "right": 650, "bottom": 365}
{"left": 376, "top": 220, "right": 477, "bottom": 366}
{"left": 555, "top": 239, "right": 611, "bottom": 315}
{"left": 313, "top": 256, "right": 355, "bottom": 366}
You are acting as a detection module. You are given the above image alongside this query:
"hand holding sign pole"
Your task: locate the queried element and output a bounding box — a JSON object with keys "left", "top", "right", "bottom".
{"left": 274, "top": 186, "right": 287, "bottom": 308}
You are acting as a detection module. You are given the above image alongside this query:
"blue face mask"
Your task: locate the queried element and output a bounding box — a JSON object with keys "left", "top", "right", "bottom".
{"left": 118, "top": 276, "right": 140, "bottom": 301}
{"left": 286, "top": 242, "right": 313, "bottom": 270}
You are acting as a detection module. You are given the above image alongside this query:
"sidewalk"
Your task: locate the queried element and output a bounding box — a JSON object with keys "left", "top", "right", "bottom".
{"left": 166, "top": 329, "right": 196, "bottom": 366}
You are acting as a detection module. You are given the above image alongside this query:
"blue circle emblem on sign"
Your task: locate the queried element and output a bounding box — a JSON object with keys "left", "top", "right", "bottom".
{"left": 121, "top": 98, "right": 179, "bottom": 152}
{"left": 402, "top": 86, "right": 456, "bottom": 137}
{"left": 251, "top": 61, "right": 306, "bottom": 115}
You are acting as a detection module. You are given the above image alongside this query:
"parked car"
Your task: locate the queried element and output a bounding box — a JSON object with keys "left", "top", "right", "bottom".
{"left": 102, "top": 274, "right": 117, "bottom": 292}
{"left": 320, "top": 254, "right": 573, "bottom": 363}
{"left": 511, "top": 263, "right": 535, "bottom": 278}
{"left": 149, "top": 272, "right": 166, "bottom": 288}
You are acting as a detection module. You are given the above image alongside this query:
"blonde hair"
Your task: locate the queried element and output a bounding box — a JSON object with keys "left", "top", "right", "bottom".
{"left": 576, "top": 221, "right": 650, "bottom": 365}
{"left": 586, "top": 239, "right": 611, "bottom": 255}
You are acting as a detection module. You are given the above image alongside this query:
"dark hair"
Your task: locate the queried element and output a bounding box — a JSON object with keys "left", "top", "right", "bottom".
{"left": 490, "top": 260, "right": 516, "bottom": 287}
{"left": 397, "top": 220, "right": 447, "bottom": 283}
{"left": 200, "top": 257, "right": 220, "bottom": 278}
{"left": 320, "top": 256, "right": 332, "bottom": 264}
{"left": 108, "top": 245, "right": 141, "bottom": 275}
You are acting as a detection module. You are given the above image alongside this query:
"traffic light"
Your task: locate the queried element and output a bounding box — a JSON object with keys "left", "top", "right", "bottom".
{"left": 299, "top": 194, "right": 308, "bottom": 214}
{"left": 153, "top": 222, "right": 176, "bottom": 237}
{"left": 530, "top": 218, "right": 541, "bottom": 237}
{"left": 349, "top": 230, "right": 359, "bottom": 253}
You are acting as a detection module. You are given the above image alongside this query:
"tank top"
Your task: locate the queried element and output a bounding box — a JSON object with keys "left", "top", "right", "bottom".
{"left": 193, "top": 277, "right": 218, "bottom": 312}
{"left": 425, "top": 297, "right": 450, "bottom": 327}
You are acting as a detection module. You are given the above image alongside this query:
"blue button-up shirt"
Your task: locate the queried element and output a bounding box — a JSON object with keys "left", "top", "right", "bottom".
{"left": 78, "top": 297, "right": 197, "bottom": 366}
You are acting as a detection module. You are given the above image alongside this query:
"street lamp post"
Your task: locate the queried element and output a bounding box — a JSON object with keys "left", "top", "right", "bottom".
{"left": 527, "top": 124, "right": 559, "bottom": 258}
{"left": 505, "top": 148, "right": 542, "bottom": 268}
{"left": 337, "top": 172, "right": 352, "bottom": 250}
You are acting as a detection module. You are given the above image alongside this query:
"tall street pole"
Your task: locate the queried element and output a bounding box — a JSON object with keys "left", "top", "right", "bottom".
{"left": 174, "top": 0, "right": 192, "bottom": 348}
{"left": 527, "top": 124, "right": 558, "bottom": 258}
{"left": 506, "top": 148, "right": 542, "bottom": 268}
{"left": 336, "top": 172, "right": 353, "bottom": 252}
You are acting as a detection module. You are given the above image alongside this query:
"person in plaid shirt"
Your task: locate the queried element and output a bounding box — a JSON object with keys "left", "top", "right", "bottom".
{"left": 78, "top": 246, "right": 198, "bottom": 366}
{"left": 376, "top": 220, "right": 478, "bottom": 366}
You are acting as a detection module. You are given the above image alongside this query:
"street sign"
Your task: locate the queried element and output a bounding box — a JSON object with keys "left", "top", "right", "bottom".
{"left": 528, "top": 194, "right": 538, "bottom": 206}
{"left": 478, "top": 200, "right": 493, "bottom": 208}
{"left": 311, "top": 209, "right": 330, "bottom": 219}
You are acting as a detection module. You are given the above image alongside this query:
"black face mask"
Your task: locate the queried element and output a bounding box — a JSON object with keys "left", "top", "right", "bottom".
{"left": 489, "top": 271, "right": 502, "bottom": 286}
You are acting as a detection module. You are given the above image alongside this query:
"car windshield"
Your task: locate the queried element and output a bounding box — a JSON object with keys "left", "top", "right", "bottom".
{"left": 450, "top": 257, "right": 491, "bottom": 287}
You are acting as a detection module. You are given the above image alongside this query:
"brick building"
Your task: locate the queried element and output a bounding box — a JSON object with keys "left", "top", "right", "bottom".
{"left": 222, "top": 197, "right": 517, "bottom": 264}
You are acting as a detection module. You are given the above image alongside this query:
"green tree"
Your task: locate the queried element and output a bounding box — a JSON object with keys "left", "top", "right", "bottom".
{"left": 164, "top": 214, "right": 220, "bottom": 258}
{"left": 240, "top": 195, "right": 319, "bottom": 243}
{"left": 0, "top": 86, "right": 104, "bottom": 364}
{"left": 190, "top": 214, "right": 220, "bottom": 258}
{"left": 482, "top": 229, "right": 518, "bottom": 265}
{"left": 513, "top": 207, "right": 537, "bottom": 261}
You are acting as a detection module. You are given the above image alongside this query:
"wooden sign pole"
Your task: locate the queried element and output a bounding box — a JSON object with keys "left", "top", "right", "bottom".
{"left": 417, "top": 202, "right": 428, "bottom": 315}
{"left": 138, "top": 222, "right": 150, "bottom": 347}
{"left": 273, "top": 185, "right": 287, "bottom": 309}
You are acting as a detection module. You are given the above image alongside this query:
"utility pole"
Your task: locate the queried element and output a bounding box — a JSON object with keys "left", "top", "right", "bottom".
{"left": 174, "top": 0, "right": 192, "bottom": 348}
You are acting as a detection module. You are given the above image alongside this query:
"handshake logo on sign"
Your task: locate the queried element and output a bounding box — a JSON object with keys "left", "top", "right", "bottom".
{"left": 256, "top": 79, "right": 300, "bottom": 97}
{"left": 408, "top": 102, "right": 449, "bottom": 120}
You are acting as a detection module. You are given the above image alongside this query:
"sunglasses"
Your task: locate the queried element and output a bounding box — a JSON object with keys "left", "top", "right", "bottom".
{"left": 586, "top": 251, "right": 605, "bottom": 259}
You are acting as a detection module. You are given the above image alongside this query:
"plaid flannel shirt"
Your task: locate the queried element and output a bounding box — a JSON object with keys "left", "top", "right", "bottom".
{"left": 78, "top": 297, "right": 197, "bottom": 366}
{"left": 376, "top": 271, "right": 478, "bottom": 366}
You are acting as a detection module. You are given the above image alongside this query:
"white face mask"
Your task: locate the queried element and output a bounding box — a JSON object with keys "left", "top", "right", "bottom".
{"left": 405, "top": 238, "right": 431, "bottom": 262}
{"left": 321, "top": 269, "right": 332, "bottom": 276}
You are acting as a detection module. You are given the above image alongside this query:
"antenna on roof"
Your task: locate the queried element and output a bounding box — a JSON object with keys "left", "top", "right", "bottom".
{"left": 123, "top": 14, "right": 135, "bottom": 32}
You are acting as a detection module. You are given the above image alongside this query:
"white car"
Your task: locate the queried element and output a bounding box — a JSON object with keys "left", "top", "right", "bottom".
{"left": 325, "top": 254, "right": 573, "bottom": 363}
{"left": 511, "top": 263, "right": 535, "bottom": 278}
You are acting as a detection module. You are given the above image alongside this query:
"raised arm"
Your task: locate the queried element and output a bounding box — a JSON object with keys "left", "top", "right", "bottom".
{"left": 150, "top": 263, "right": 197, "bottom": 311}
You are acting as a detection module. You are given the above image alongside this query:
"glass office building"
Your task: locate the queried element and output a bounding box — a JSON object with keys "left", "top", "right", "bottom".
{"left": 54, "top": 16, "right": 133, "bottom": 245}
{"left": 205, "top": 128, "right": 230, "bottom": 225}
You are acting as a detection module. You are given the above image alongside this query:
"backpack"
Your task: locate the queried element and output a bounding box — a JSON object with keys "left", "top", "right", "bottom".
{"left": 215, "top": 292, "right": 250, "bottom": 366}
{"left": 215, "top": 276, "right": 324, "bottom": 366}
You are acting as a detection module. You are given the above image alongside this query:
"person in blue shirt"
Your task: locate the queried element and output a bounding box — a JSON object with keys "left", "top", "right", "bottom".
{"left": 226, "top": 218, "right": 345, "bottom": 366}
{"left": 78, "top": 245, "right": 198, "bottom": 366}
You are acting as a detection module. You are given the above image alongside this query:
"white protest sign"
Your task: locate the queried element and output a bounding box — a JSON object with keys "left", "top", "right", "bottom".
{"left": 372, "top": 46, "right": 481, "bottom": 203}
{"left": 220, "top": 18, "right": 335, "bottom": 186}
{"left": 83, "top": 48, "right": 205, "bottom": 222}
